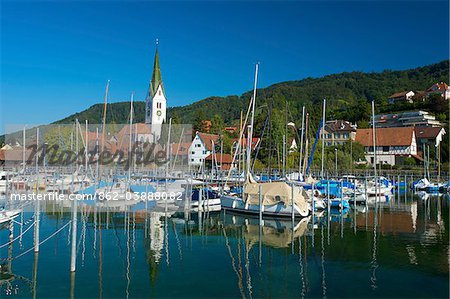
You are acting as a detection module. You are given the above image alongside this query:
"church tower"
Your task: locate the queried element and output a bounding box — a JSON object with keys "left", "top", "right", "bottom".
{"left": 145, "top": 41, "right": 167, "bottom": 134}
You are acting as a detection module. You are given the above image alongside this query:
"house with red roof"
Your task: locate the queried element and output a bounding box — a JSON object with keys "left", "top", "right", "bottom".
{"left": 387, "top": 90, "right": 416, "bottom": 104}
{"left": 426, "top": 82, "right": 450, "bottom": 100}
{"left": 188, "top": 132, "right": 220, "bottom": 166}
{"left": 355, "top": 127, "right": 421, "bottom": 166}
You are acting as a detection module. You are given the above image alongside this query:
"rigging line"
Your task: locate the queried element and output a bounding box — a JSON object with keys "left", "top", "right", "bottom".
{"left": 251, "top": 112, "right": 269, "bottom": 172}
{"left": 224, "top": 96, "right": 253, "bottom": 185}
{"left": 0, "top": 220, "right": 35, "bottom": 249}
{"left": 7, "top": 220, "right": 72, "bottom": 261}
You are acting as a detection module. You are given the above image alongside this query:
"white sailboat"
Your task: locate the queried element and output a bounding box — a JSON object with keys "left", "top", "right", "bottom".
{"left": 221, "top": 64, "right": 310, "bottom": 218}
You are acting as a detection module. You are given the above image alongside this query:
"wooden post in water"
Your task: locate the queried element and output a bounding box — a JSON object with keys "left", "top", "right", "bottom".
{"left": 291, "top": 183, "right": 295, "bottom": 222}
{"left": 70, "top": 272, "right": 76, "bottom": 299}
{"left": 364, "top": 177, "right": 368, "bottom": 210}
{"left": 32, "top": 252, "right": 39, "bottom": 299}
{"left": 327, "top": 174, "right": 330, "bottom": 221}
{"left": 259, "top": 185, "right": 263, "bottom": 225}
{"left": 70, "top": 197, "right": 78, "bottom": 272}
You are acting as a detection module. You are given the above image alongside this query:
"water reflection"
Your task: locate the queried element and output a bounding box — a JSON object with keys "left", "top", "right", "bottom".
{"left": 0, "top": 193, "right": 448, "bottom": 298}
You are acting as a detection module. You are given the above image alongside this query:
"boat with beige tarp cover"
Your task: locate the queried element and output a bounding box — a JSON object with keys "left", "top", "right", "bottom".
{"left": 221, "top": 174, "right": 311, "bottom": 218}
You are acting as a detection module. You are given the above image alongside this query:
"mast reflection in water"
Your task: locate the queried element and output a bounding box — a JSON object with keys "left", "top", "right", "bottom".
{"left": 0, "top": 193, "right": 448, "bottom": 298}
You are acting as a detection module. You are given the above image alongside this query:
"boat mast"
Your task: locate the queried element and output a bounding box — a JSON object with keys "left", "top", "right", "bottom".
{"left": 128, "top": 92, "right": 134, "bottom": 183}
{"left": 246, "top": 63, "right": 259, "bottom": 177}
{"left": 100, "top": 80, "right": 110, "bottom": 181}
{"left": 299, "top": 106, "right": 305, "bottom": 179}
{"left": 321, "top": 99, "right": 326, "bottom": 179}
{"left": 371, "top": 101, "right": 377, "bottom": 195}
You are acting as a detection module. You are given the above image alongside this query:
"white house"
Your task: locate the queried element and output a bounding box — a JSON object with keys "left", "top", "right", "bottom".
{"left": 188, "top": 132, "right": 219, "bottom": 166}
{"left": 355, "top": 127, "right": 420, "bottom": 166}
{"left": 387, "top": 91, "right": 415, "bottom": 104}
{"left": 426, "top": 82, "right": 450, "bottom": 100}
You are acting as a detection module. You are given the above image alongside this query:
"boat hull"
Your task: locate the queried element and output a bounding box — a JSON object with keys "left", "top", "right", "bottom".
{"left": 221, "top": 195, "right": 310, "bottom": 218}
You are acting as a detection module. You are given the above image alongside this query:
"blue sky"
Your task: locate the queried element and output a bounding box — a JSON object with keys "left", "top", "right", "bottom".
{"left": 1, "top": 1, "right": 448, "bottom": 133}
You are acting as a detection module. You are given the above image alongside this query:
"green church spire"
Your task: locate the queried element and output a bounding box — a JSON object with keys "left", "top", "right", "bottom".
{"left": 150, "top": 39, "right": 163, "bottom": 97}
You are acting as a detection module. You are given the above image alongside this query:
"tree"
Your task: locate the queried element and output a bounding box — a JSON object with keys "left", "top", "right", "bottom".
{"left": 428, "top": 94, "right": 448, "bottom": 114}
{"left": 193, "top": 109, "right": 207, "bottom": 134}
{"left": 210, "top": 114, "right": 225, "bottom": 135}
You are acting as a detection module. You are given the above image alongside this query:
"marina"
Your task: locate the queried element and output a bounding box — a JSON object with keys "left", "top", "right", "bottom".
{"left": 0, "top": 188, "right": 448, "bottom": 298}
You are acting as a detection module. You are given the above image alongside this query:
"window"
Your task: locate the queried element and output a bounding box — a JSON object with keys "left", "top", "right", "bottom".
{"left": 191, "top": 158, "right": 194, "bottom": 162}
{"left": 203, "top": 150, "right": 207, "bottom": 154}
{"left": 383, "top": 146, "right": 389, "bottom": 153}
{"left": 159, "top": 90, "right": 162, "bottom": 96}
{"left": 335, "top": 133, "right": 340, "bottom": 138}
{"left": 191, "top": 151, "right": 195, "bottom": 155}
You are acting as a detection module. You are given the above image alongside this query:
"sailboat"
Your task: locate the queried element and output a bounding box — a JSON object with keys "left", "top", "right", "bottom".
{"left": 221, "top": 64, "right": 310, "bottom": 218}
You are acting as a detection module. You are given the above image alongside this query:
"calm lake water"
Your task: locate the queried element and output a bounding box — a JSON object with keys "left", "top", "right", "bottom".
{"left": 1, "top": 192, "right": 449, "bottom": 298}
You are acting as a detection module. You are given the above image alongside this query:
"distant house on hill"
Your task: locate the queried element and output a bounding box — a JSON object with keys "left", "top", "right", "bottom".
{"left": 387, "top": 90, "right": 415, "bottom": 104}
{"left": 355, "top": 127, "right": 422, "bottom": 166}
{"left": 426, "top": 82, "right": 450, "bottom": 100}
{"left": 188, "top": 132, "right": 220, "bottom": 166}
{"left": 322, "top": 120, "right": 357, "bottom": 146}
{"left": 372, "top": 111, "right": 444, "bottom": 128}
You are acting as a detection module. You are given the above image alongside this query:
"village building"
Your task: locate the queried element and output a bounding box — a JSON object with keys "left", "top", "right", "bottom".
{"left": 322, "top": 120, "right": 357, "bottom": 146}
{"left": 205, "top": 153, "right": 234, "bottom": 170}
{"left": 188, "top": 132, "right": 220, "bottom": 166}
{"left": 426, "top": 82, "right": 450, "bottom": 100}
{"left": 387, "top": 90, "right": 415, "bottom": 104}
{"left": 372, "top": 110, "right": 444, "bottom": 128}
{"left": 355, "top": 127, "right": 421, "bottom": 166}
{"left": 414, "top": 126, "right": 446, "bottom": 149}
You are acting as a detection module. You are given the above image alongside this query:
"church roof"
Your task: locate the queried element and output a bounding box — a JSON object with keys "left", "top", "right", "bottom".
{"left": 150, "top": 47, "right": 164, "bottom": 98}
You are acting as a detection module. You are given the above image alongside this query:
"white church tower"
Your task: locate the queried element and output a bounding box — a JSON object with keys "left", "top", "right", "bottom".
{"left": 145, "top": 41, "right": 167, "bottom": 138}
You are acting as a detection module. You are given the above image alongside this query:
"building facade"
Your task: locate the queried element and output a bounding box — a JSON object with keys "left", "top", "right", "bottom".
{"left": 426, "top": 82, "right": 450, "bottom": 100}
{"left": 372, "top": 111, "right": 444, "bottom": 128}
{"left": 355, "top": 127, "right": 419, "bottom": 166}
{"left": 322, "top": 120, "right": 357, "bottom": 146}
{"left": 387, "top": 90, "right": 415, "bottom": 104}
{"left": 188, "top": 132, "right": 220, "bottom": 166}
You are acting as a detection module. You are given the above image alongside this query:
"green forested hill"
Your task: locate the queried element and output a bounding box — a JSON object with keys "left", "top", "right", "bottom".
{"left": 55, "top": 60, "right": 449, "bottom": 128}
{"left": 50, "top": 60, "right": 450, "bottom": 167}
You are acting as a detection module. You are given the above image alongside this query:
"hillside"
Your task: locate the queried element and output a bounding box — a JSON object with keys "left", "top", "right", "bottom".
{"left": 55, "top": 60, "right": 449, "bottom": 128}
